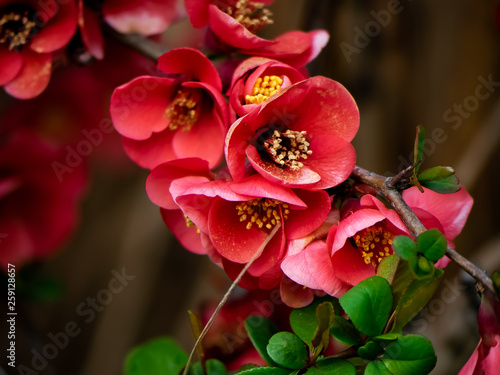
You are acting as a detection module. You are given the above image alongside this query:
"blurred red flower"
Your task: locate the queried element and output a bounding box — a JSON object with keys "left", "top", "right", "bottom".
{"left": 0, "top": 130, "right": 86, "bottom": 269}
{"left": 0, "top": 0, "right": 78, "bottom": 98}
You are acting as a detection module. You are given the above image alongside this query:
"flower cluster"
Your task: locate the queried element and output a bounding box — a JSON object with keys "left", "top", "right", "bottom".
{"left": 0, "top": 0, "right": 180, "bottom": 98}
{"left": 109, "top": 0, "right": 473, "bottom": 309}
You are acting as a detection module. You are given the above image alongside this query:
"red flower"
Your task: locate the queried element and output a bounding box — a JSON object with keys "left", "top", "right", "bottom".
{"left": 185, "top": 0, "right": 275, "bottom": 50}
{"left": 459, "top": 290, "right": 500, "bottom": 375}
{"left": 225, "top": 76, "right": 359, "bottom": 190}
{"left": 146, "top": 157, "right": 218, "bottom": 256}
{"left": 0, "top": 0, "right": 77, "bottom": 98}
{"left": 326, "top": 187, "right": 473, "bottom": 288}
{"left": 0, "top": 130, "right": 86, "bottom": 269}
{"left": 184, "top": 0, "right": 329, "bottom": 67}
{"left": 156, "top": 172, "right": 330, "bottom": 286}
{"left": 227, "top": 56, "right": 306, "bottom": 121}
{"left": 110, "top": 47, "right": 228, "bottom": 170}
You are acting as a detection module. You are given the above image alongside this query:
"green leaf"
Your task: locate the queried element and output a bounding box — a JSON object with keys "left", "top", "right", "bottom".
{"left": 493, "top": 271, "right": 500, "bottom": 295}
{"left": 390, "top": 261, "right": 414, "bottom": 310}
{"left": 392, "top": 236, "right": 417, "bottom": 261}
{"left": 330, "top": 315, "right": 362, "bottom": 346}
{"left": 267, "top": 332, "right": 308, "bottom": 370}
{"left": 124, "top": 337, "right": 188, "bottom": 375}
{"left": 416, "top": 229, "right": 447, "bottom": 262}
{"left": 290, "top": 296, "right": 339, "bottom": 348}
{"left": 364, "top": 361, "right": 392, "bottom": 375}
{"left": 189, "top": 359, "right": 227, "bottom": 375}
{"left": 391, "top": 269, "right": 443, "bottom": 332}
{"left": 413, "top": 125, "right": 426, "bottom": 174}
{"left": 245, "top": 316, "right": 280, "bottom": 366}
{"left": 420, "top": 175, "right": 460, "bottom": 194}
{"left": 376, "top": 254, "right": 400, "bottom": 284}
{"left": 236, "top": 367, "right": 292, "bottom": 375}
{"left": 311, "top": 302, "right": 334, "bottom": 350}
{"left": 339, "top": 277, "right": 393, "bottom": 337}
{"left": 372, "top": 333, "right": 399, "bottom": 342}
{"left": 417, "top": 166, "right": 455, "bottom": 182}
{"left": 381, "top": 335, "right": 437, "bottom": 375}
{"left": 358, "top": 340, "right": 384, "bottom": 360}
{"left": 305, "top": 358, "right": 356, "bottom": 374}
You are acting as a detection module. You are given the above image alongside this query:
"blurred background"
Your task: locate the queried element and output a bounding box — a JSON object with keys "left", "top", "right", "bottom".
{"left": 2, "top": 0, "right": 500, "bottom": 374}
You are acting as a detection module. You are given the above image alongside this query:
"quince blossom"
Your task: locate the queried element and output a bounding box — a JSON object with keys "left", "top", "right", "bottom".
{"left": 227, "top": 56, "right": 306, "bottom": 121}
{"left": 225, "top": 76, "right": 359, "bottom": 190}
{"left": 110, "top": 48, "right": 228, "bottom": 170}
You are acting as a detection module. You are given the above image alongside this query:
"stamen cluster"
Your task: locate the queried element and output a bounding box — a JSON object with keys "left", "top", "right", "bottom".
{"left": 236, "top": 198, "right": 290, "bottom": 230}
{"left": 260, "top": 129, "right": 312, "bottom": 171}
{"left": 224, "top": 0, "right": 273, "bottom": 34}
{"left": 0, "top": 10, "right": 36, "bottom": 51}
{"left": 354, "top": 225, "right": 394, "bottom": 266}
{"left": 165, "top": 88, "right": 201, "bottom": 131}
{"left": 245, "top": 75, "right": 283, "bottom": 105}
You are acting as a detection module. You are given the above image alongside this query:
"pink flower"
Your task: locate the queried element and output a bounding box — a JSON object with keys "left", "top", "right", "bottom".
{"left": 146, "top": 157, "right": 217, "bottom": 256}
{"left": 185, "top": 0, "right": 276, "bottom": 50}
{"left": 102, "top": 0, "right": 182, "bottom": 36}
{"left": 241, "top": 29, "right": 330, "bottom": 68}
{"left": 0, "top": 0, "right": 78, "bottom": 98}
{"left": 110, "top": 47, "right": 228, "bottom": 170}
{"left": 184, "top": 0, "right": 329, "bottom": 67}
{"left": 0, "top": 130, "right": 86, "bottom": 269}
{"left": 225, "top": 76, "right": 359, "bottom": 190}
{"left": 157, "top": 172, "right": 330, "bottom": 287}
{"left": 325, "top": 187, "right": 473, "bottom": 288}
{"left": 227, "top": 56, "right": 306, "bottom": 121}
{"left": 459, "top": 290, "right": 500, "bottom": 375}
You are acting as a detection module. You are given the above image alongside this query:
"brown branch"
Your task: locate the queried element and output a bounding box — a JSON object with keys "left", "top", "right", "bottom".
{"left": 351, "top": 165, "right": 494, "bottom": 294}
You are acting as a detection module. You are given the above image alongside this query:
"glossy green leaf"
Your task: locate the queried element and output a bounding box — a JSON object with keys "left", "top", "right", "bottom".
{"left": 330, "top": 315, "right": 362, "bottom": 346}
{"left": 417, "top": 166, "right": 455, "bottom": 182}
{"left": 189, "top": 359, "right": 227, "bottom": 375}
{"left": 236, "top": 367, "right": 292, "bottom": 375}
{"left": 124, "top": 337, "right": 187, "bottom": 375}
{"left": 364, "top": 361, "right": 392, "bottom": 375}
{"left": 311, "top": 302, "right": 334, "bottom": 350}
{"left": 267, "top": 332, "right": 308, "bottom": 369}
{"left": 420, "top": 175, "right": 460, "bottom": 194}
{"left": 358, "top": 340, "right": 384, "bottom": 360}
{"left": 339, "top": 277, "right": 392, "bottom": 337}
{"left": 392, "top": 236, "right": 417, "bottom": 261}
{"left": 290, "top": 296, "right": 339, "bottom": 348}
{"left": 373, "top": 333, "right": 399, "bottom": 342}
{"left": 390, "top": 261, "right": 414, "bottom": 310}
{"left": 305, "top": 358, "right": 356, "bottom": 374}
{"left": 376, "top": 254, "right": 400, "bottom": 284}
{"left": 245, "top": 316, "right": 280, "bottom": 366}
{"left": 413, "top": 125, "right": 426, "bottom": 174}
{"left": 416, "top": 229, "right": 447, "bottom": 262}
{"left": 382, "top": 335, "right": 437, "bottom": 375}
{"left": 391, "top": 269, "right": 443, "bottom": 332}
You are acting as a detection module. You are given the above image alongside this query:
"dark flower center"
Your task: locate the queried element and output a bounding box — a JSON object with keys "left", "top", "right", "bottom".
{"left": 221, "top": 0, "right": 273, "bottom": 34}
{"left": 0, "top": 5, "right": 38, "bottom": 51}
{"left": 165, "top": 87, "right": 204, "bottom": 132}
{"left": 352, "top": 223, "right": 394, "bottom": 266}
{"left": 256, "top": 127, "right": 312, "bottom": 171}
{"left": 236, "top": 198, "right": 289, "bottom": 231}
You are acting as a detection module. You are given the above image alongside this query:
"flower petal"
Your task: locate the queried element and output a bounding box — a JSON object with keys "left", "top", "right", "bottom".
{"left": 4, "top": 51, "right": 51, "bottom": 99}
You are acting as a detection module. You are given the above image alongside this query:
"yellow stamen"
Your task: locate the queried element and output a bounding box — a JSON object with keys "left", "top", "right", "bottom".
{"left": 245, "top": 75, "right": 283, "bottom": 105}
